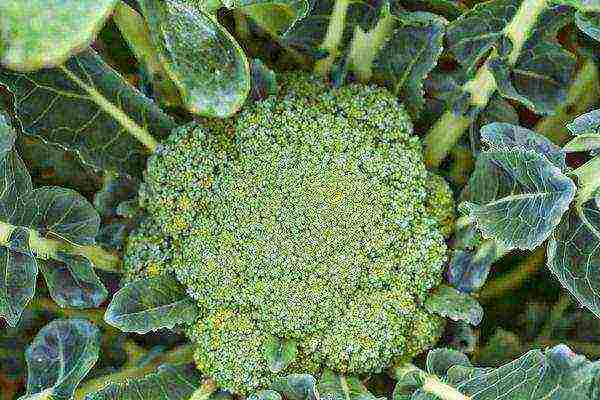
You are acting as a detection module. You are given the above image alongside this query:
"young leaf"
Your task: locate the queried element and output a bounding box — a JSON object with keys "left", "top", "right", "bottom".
{"left": 105, "top": 274, "right": 200, "bottom": 334}
{"left": 232, "top": 0, "right": 311, "bottom": 35}
{"left": 84, "top": 363, "right": 202, "bottom": 400}
{"left": 264, "top": 337, "right": 298, "bottom": 373}
{"left": 0, "top": 49, "right": 176, "bottom": 177}
{"left": 373, "top": 12, "right": 446, "bottom": 118}
{"left": 547, "top": 199, "right": 600, "bottom": 319}
{"left": 425, "top": 285, "right": 484, "bottom": 326}
{"left": 425, "top": 348, "right": 472, "bottom": 379}
{"left": 317, "top": 370, "right": 383, "bottom": 400}
{"left": 0, "top": 0, "right": 117, "bottom": 71}
{"left": 139, "top": 0, "right": 251, "bottom": 118}
{"left": 463, "top": 125, "right": 576, "bottom": 250}
{"left": 20, "top": 319, "right": 100, "bottom": 400}
{"left": 564, "top": 108, "right": 600, "bottom": 153}
{"left": 271, "top": 374, "right": 318, "bottom": 400}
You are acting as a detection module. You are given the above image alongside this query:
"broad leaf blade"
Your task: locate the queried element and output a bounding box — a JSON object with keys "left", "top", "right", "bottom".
{"left": 140, "top": 0, "right": 250, "bottom": 118}
{"left": 233, "top": 0, "right": 311, "bottom": 34}
{"left": 0, "top": 0, "right": 117, "bottom": 71}
{"left": 576, "top": 11, "right": 600, "bottom": 41}
{"left": 85, "top": 363, "right": 202, "bottom": 400}
{"left": 317, "top": 370, "right": 382, "bottom": 400}
{"left": 21, "top": 319, "right": 100, "bottom": 400}
{"left": 271, "top": 374, "right": 318, "bottom": 400}
{"left": 564, "top": 108, "right": 600, "bottom": 153}
{"left": 425, "top": 348, "right": 472, "bottom": 378}
{"left": 424, "top": 285, "right": 484, "bottom": 325}
{"left": 0, "top": 49, "right": 176, "bottom": 177}
{"left": 373, "top": 12, "right": 446, "bottom": 118}
{"left": 264, "top": 337, "right": 298, "bottom": 373}
{"left": 547, "top": 199, "right": 600, "bottom": 318}
{"left": 105, "top": 274, "right": 200, "bottom": 334}
{"left": 463, "top": 149, "right": 576, "bottom": 250}
{"left": 0, "top": 246, "right": 38, "bottom": 327}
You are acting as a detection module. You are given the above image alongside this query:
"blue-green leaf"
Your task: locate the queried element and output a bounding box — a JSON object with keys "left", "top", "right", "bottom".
{"left": 20, "top": 319, "right": 100, "bottom": 400}
{"left": 424, "top": 285, "right": 484, "bottom": 325}
{"left": 105, "top": 274, "right": 200, "bottom": 334}
{"left": 547, "top": 199, "right": 600, "bottom": 318}
{"left": 139, "top": 0, "right": 250, "bottom": 118}
{"left": 84, "top": 363, "right": 202, "bottom": 400}
{"left": 463, "top": 145, "right": 576, "bottom": 250}
{"left": 0, "top": 0, "right": 117, "bottom": 71}
{"left": 425, "top": 348, "right": 472, "bottom": 378}
{"left": 264, "top": 337, "right": 298, "bottom": 373}
{"left": 232, "top": 0, "right": 311, "bottom": 35}
{"left": 271, "top": 374, "right": 318, "bottom": 400}
{"left": 576, "top": 11, "right": 600, "bottom": 41}
{"left": 317, "top": 370, "right": 383, "bottom": 400}
{"left": 564, "top": 109, "right": 600, "bottom": 153}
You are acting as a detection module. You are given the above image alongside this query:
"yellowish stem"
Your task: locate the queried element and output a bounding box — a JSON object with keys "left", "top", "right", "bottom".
{"left": 314, "top": 0, "right": 350, "bottom": 76}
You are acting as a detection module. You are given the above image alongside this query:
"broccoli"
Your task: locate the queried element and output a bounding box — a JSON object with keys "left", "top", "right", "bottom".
{"left": 125, "top": 72, "right": 455, "bottom": 394}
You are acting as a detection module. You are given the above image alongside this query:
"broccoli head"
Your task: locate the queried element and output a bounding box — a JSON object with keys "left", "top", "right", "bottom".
{"left": 126, "top": 72, "right": 454, "bottom": 394}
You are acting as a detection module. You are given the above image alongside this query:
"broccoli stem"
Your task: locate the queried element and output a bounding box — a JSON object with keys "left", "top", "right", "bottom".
{"left": 346, "top": 5, "right": 396, "bottom": 81}
{"left": 423, "top": 0, "right": 549, "bottom": 169}
{"left": 0, "top": 221, "right": 121, "bottom": 272}
{"left": 59, "top": 65, "right": 160, "bottom": 152}
{"left": 534, "top": 59, "right": 600, "bottom": 145}
{"left": 314, "top": 0, "right": 351, "bottom": 76}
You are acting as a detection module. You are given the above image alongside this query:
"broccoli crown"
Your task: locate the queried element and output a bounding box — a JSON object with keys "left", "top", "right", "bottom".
{"left": 128, "top": 72, "right": 453, "bottom": 394}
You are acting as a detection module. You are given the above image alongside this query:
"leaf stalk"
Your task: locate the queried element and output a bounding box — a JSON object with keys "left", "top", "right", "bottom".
{"left": 314, "top": 0, "right": 351, "bottom": 76}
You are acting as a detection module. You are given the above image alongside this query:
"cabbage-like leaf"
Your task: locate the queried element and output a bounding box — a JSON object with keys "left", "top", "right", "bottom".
{"left": 373, "top": 12, "right": 446, "bottom": 118}
{"left": 0, "top": 114, "right": 108, "bottom": 326}
{"left": 0, "top": 0, "right": 117, "bottom": 71}
{"left": 20, "top": 319, "right": 100, "bottom": 400}
{"left": 425, "top": 349, "right": 472, "bottom": 378}
{"left": 264, "top": 337, "right": 298, "bottom": 373}
{"left": 271, "top": 374, "right": 318, "bottom": 400}
{"left": 425, "top": 285, "right": 484, "bottom": 325}
{"left": 231, "top": 0, "right": 311, "bottom": 35}
{"left": 564, "top": 108, "right": 600, "bottom": 154}
{"left": 0, "top": 49, "right": 175, "bottom": 177}
{"left": 85, "top": 363, "right": 202, "bottom": 400}
{"left": 547, "top": 199, "right": 600, "bottom": 318}
{"left": 317, "top": 370, "right": 383, "bottom": 400}
{"left": 576, "top": 11, "right": 600, "bottom": 41}
{"left": 463, "top": 146, "right": 575, "bottom": 250}
{"left": 139, "top": 0, "right": 250, "bottom": 118}
{"left": 105, "top": 274, "right": 200, "bottom": 334}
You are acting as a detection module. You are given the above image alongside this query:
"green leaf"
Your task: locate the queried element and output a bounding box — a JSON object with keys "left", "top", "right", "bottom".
{"left": 0, "top": 49, "right": 176, "bottom": 177}
{"left": 463, "top": 126, "right": 576, "bottom": 250}
{"left": 373, "top": 12, "right": 446, "bottom": 118}
{"left": 0, "top": 0, "right": 117, "bottom": 71}
{"left": 576, "top": 11, "right": 600, "bottom": 41}
{"left": 443, "top": 345, "right": 600, "bottom": 399}
{"left": 425, "top": 285, "right": 484, "bottom": 326}
{"left": 317, "top": 370, "right": 382, "bottom": 400}
{"left": 425, "top": 348, "right": 472, "bottom": 378}
{"left": 232, "top": 0, "right": 311, "bottom": 34}
{"left": 139, "top": 0, "right": 250, "bottom": 118}
{"left": 271, "top": 374, "right": 318, "bottom": 400}
{"left": 85, "top": 364, "right": 202, "bottom": 400}
{"left": 553, "top": 0, "right": 600, "bottom": 12}
{"left": 445, "top": 0, "right": 518, "bottom": 74}
{"left": 547, "top": 199, "right": 600, "bottom": 319}
{"left": 564, "top": 109, "right": 600, "bottom": 153}
{"left": 105, "top": 274, "right": 200, "bottom": 334}
{"left": 20, "top": 319, "right": 100, "bottom": 400}
{"left": 264, "top": 337, "right": 298, "bottom": 373}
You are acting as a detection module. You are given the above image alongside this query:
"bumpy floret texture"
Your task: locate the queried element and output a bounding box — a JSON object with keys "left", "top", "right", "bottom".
{"left": 127, "top": 72, "right": 453, "bottom": 394}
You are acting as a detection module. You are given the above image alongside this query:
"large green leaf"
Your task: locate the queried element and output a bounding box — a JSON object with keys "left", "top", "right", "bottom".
{"left": 0, "top": 0, "right": 117, "bottom": 71}
{"left": 139, "top": 0, "right": 250, "bottom": 118}
{"left": 0, "top": 113, "right": 108, "bottom": 327}
{"left": 105, "top": 274, "right": 200, "bottom": 334}
{"left": 564, "top": 108, "right": 600, "bottom": 154}
{"left": 547, "top": 199, "right": 600, "bottom": 319}
{"left": 463, "top": 123, "right": 576, "bottom": 250}
{"left": 373, "top": 12, "right": 446, "bottom": 118}
{"left": 85, "top": 364, "right": 202, "bottom": 400}
{"left": 317, "top": 370, "right": 383, "bottom": 400}
{"left": 232, "top": 0, "right": 311, "bottom": 35}
{"left": 424, "top": 285, "right": 484, "bottom": 326}
{"left": 20, "top": 319, "right": 100, "bottom": 400}
{"left": 0, "top": 49, "right": 176, "bottom": 177}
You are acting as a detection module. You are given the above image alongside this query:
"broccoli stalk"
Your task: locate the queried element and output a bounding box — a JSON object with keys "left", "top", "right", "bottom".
{"left": 125, "top": 72, "right": 455, "bottom": 394}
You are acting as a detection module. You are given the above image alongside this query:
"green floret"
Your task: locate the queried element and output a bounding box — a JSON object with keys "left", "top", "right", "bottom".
{"left": 126, "top": 71, "right": 453, "bottom": 394}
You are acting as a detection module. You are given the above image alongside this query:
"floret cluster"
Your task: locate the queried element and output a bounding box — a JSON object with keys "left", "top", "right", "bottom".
{"left": 126, "top": 72, "right": 454, "bottom": 394}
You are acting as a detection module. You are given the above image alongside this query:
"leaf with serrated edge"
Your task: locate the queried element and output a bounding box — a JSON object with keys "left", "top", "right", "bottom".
{"left": 0, "top": 49, "right": 175, "bottom": 177}
{"left": 547, "top": 199, "right": 600, "bottom": 318}
{"left": 105, "top": 274, "right": 200, "bottom": 334}
{"left": 425, "top": 285, "right": 484, "bottom": 326}
{"left": 20, "top": 319, "right": 100, "bottom": 400}
{"left": 139, "top": 0, "right": 250, "bottom": 118}
{"left": 0, "top": 0, "right": 117, "bottom": 71}
{"left": 373, "top": 12, "right": 446, "bottom": 118}
{"left": 85, "top": 364, "right": 202, "bottom": 400}
{"left": 463, "top": 147, "right": 575, "bottom": 250}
